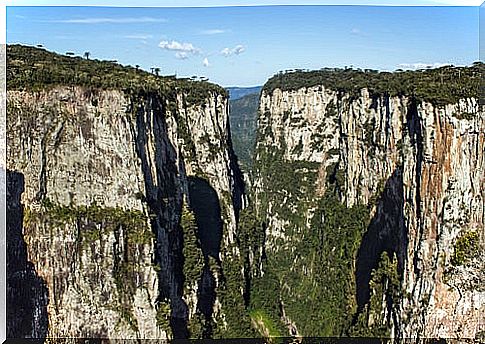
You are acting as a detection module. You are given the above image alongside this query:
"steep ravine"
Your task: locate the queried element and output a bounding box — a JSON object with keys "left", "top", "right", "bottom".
{"left": 245, "top": 65, "right": 484, "bottom": 339}
{"left": 7, "top": 45, "right": 484, "bottom": 340}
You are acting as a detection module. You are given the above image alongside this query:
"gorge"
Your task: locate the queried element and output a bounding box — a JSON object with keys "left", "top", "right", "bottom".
{"left": 6, "top": 44, "right": 484, "bottom": 341}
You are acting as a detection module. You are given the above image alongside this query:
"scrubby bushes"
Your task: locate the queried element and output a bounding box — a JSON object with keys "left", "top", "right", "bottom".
{"left": 262, "top": 63, "right": 482, "bottom": 107}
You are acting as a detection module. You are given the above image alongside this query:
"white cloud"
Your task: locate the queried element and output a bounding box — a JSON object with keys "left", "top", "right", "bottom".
{"left": 221, "top": 44, "right": 245, "bottom": 57}
{"left": 350, "top": 28, "right": 362, "bottom": 35}
{"left": 397, "top": 62, "right": 450, "bottom": 70}
{"left": 233, "top": 45, "right": 245, "bottom": 54}
{"left": 203, "top": 57, "right": 210, "bottom": 67}
{"left": 221, "top": 47, "right": 232, "bottom": 57}
{"left": 124, "top": 34, "right": 153, "bottom": 40}
{"left": 51, "top": 17, "right": 167, "bottom": 24}
{"left": 200, "top": 29, "right": 226, "bottom": 35}
{"left": 175, "top": 52, "right": 189, "bottom": 60}
{"left": 159, "top": 40, "right": 200, "bottom": 54}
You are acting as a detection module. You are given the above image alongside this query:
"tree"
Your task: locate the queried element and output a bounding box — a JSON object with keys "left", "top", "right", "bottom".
{"left": 84, "top": 51, "right": 90, "bottom": 60}
{"left": 180, "top": 202, "right": 204, "bottom": 289}
{"left": 154, "top": 67, "right": 161, "bottom": 76}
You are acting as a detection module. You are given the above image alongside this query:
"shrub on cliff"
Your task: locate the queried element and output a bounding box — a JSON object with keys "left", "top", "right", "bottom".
{"left": 7, "top": 44, "right": 227, "bottom": 106}
{"left": 262, "top": 63, "right": 482, "bottom": 107}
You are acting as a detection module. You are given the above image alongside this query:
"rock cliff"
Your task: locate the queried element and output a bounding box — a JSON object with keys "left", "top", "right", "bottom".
{"left": 6, "top": 45, "right": 245, "bottom": 340}
{"left": 7, "top": 44, "right": 484, "bottom": 341}
{"left": 249, "top": 65, "right": 484, "bottom": 339}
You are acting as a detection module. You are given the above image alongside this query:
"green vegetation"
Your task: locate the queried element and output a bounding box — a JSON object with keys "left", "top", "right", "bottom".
{"left": 214, "top": 245, "right": 256, "bottom": 338}
{"left": 25, "top": 198, "right": 152, "bottom": 246}
{"left": 249, "top": 309, "right": 283, "bottom": 338}
{"left": 188, "top": 313, "right": 207, "bottom": 339}
{"left": 234, "top": 205, "right": 286, "bottom": 338}
{"left": 247, "top": 127, "right": 373, "bottom": 336}
{"left": 262, "top": 63, "right": 483, "bottom": 107}
{"left": 156, "top": 300, "right": 172, "bottom": 335}
{"left": 285, "top": 192, "right": 369, "bottom": 336}
{"left": 229, "top": 92, "right": 260, "bottom": 170}
{"left": 7, "top": 44, "right": 227, "bottom": 106}
{"left": 180, "top": 202, "right": 204, "bottom": 289}
{"left": 206, "top": 190, "right": 259, "bottom": 337}
{"left": 117, "top": 307, "right": 139, "bottom": 333}
{"left": 180, "top": 202, "right": 213, "bottom": 338}
{"left": 349, "top": 251, "right": 400, "bottom": 337}
{"left": 451, "top": 230, "right": 480, "bottom": 266}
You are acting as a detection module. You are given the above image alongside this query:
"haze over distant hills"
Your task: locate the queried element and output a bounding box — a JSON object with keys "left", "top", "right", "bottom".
{"left": 228, "top": 92, "right": 260, "bottom": 171}
{"left": 226, "top": 86, "right": 262, "bottom": 171}
{"left": 226, "top": 86, "right": 262, "bottom": 100}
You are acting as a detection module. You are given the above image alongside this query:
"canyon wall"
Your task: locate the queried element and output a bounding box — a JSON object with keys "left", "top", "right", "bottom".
{"left": 6, "top": 62, "right": 245, "bottom": 338}
{"left": 251, "top": 79, "right": 484, "bottom": 339}
{"left": 7, "top": 45, "right": 484, "bottom": 340}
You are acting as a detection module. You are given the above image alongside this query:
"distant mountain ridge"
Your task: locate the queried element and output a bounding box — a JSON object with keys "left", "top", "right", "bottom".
{"left": 226, "top": 86, "right": 262, "bottom": 100}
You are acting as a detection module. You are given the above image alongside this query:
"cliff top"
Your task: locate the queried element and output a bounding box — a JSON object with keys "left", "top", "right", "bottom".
{"left": 262, "top": 63, "right": 483, "bottom": 106}
{"left": 7, "top": 44, "right": 227, "bottom": 105}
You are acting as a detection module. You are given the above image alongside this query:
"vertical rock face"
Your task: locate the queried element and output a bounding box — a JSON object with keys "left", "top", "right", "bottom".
{"left": 7, "top": 45, "right": 484, "bottom": 340}
{"left": 253, "top": 74, "right": 484, "bottom": 338}
{"left": 7, "top": 46, "right": 244, "bottom": 339}
{"left": 6, "top": 170, "right": 49, "bottom": 339}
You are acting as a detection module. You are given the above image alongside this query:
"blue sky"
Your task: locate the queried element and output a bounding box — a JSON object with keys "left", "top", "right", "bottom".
{"left": 7, "top": 5, "right": 479, "bottom": 86}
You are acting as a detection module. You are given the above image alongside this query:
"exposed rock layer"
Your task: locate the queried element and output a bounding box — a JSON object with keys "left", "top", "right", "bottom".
{"left": 253, "top": 85, "right": 484, "bottom": 338}
{"left": 7, "top": 84, "right": 244, "bottom": 339}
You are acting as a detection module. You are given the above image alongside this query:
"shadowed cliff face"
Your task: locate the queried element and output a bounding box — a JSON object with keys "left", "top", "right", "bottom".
{"left": 186, "top": 176, "right": 222, "bottom": 337}
{"left": 355, "top": 168, "right": 406, "bottom": 311}
{"left": 7, "top": 170, "right": 49, "bottom": 339}
{"left": 133, "top": 94, "right": 188, "bottom": 337}
{"left": 187, "top": 176, "right": 223, "bottom": 259}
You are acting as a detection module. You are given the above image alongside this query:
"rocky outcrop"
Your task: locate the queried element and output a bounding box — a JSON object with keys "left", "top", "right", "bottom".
{"left": 7, "top": 64, "right": 244, "bottom": 338}
{"left": 252, "top": 75, "right": 484, "bottom": 338}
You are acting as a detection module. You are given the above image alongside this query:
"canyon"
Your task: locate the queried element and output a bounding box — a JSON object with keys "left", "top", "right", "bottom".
{"left": 6, "top": 45, "right": 484, "bottom": 341}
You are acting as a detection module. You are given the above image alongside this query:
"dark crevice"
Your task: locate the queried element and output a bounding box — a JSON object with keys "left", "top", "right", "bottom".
{"left": 187, "top": 176, "right": 223, "bottom": 259}
{"left": 186, "top": 176, "right": 222, "bottom": 337}
{"left": 7, "top": 170, "right": 49, "bottom": 340}
{"left": 196, "top": 264, "right": 216, "bottom": 337}
{"left": 131, "top": 93, "right": 188, "bottom": 339}
{"left": 242, "top": 253, "right": 252, "bottom": 308}
{"left": 406, "top": 98, "right": 424, "bottom": 276}
{"left": 370, "top": 94, "right": 379, "bottom": 111}
{"left": 35, "top": 136, "right": 48, "bottom": 203}
{"left": 355, "top": 167, "right": 406, "bottom": 312}
{"left": 224, "top": 96, "right": 246, "bottom": 224}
